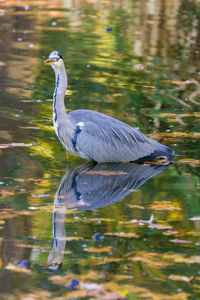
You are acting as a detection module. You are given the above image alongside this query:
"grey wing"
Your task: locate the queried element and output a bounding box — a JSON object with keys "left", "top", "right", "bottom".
{"left": 70, "top": 110, "right": 156, "bottom": 162}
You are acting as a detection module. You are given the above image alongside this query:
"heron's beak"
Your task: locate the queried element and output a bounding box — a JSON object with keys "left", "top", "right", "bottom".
{"left": 44, "top": 58, "right": 52, "bottom": 64}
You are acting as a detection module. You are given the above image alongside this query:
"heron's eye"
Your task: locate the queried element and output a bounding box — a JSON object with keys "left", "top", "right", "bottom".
{"left": 56, "top": 57, "right": 60, "bottom": 61}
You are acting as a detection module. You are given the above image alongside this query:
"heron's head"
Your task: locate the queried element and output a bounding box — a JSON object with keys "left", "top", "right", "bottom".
{"left": 44, "top": 51, "right": 64, "bottom": 69}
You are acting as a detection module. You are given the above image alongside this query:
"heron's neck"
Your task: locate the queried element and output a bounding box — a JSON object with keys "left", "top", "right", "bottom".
{"left": 52, "top": 64, "right": 75, "bottom": 150}
{"left": 53, "top": 65, "right": 68, "bottom": 119}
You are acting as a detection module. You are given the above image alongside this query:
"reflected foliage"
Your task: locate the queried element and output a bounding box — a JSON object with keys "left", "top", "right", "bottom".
{"left": 0, "top": 0, "right": 199, "bottom": 299}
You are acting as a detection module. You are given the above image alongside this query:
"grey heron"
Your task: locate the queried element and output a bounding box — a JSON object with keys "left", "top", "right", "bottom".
{"left": 45, "top": 51, "right": 174, "bottom": 162}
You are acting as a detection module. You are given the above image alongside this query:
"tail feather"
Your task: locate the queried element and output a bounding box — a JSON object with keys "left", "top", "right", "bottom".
{"left": 137, "top": 140, "right": 174, "bottom": 162}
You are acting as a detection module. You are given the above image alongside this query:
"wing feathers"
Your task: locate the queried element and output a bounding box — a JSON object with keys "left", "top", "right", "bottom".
{"left": 69, "top": 110, "right": 165, "bottom": 162}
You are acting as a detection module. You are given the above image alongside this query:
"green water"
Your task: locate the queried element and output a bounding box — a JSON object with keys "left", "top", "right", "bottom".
{"left": 0, "top": 0, "right": 200, "bottom": 299}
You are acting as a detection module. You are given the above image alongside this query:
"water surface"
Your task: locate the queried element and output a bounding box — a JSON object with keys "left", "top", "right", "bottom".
{"left": 0, "top": 0, "right": 200, "bottom": 299}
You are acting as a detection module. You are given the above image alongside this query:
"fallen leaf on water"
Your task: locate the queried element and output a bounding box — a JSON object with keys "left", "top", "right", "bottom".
{"left": 150, "top": 201, "right": 181, "bottom": 211}
{"left": 0, "top": 209, "right": 16, "bottom": 219}
{"left": 0, "top": 190, "right": 16, "bottom": 198}
{"left": 15, "top": 243, "right": 40, "bottom": 249}
{"left": 104, "top": 257, "right": 124, "bottom": 263}
{"left": 49, "top": 275, "right": 69, "bottom": 285}
{"left": 85, "top": 170, "right": 127, "bottom": 176}
{"left": 15, "top": 177, "right": 40, "bottom": 182}
{"left": 31, "top": 194, "right": 50, "bottom": 198}
{"left": 58, "top": 236, "right": 83, "bottom": 241}
{"left": 83, "top": 218, "right": 116, "bottom": 223}
{"left": 28, "top": 206, "right": 38, "bottom": 210}
{"left": 168, "top": 274, "right": 194, "bottom": 283}
{"left": 6, "top": 263, "right": 31, "bottom": 274}
{"left": 86, "top": 246, "right": 113, "bottom": 253}
{"left": 80, "top": 282, "right": 104, "bottom": 291}
{"left": 0, "top": 143, "right": 34, "bottom": 149}
{"left": 127, "top": 204, "right": 145, "bottom": 210}
{"left": 163, "top": 253, "right": 200, "bottom": 264}
{"left": 148, "top": 224, "right": 172, "bottom": 230}
{"left": 163, "top": 230, "right": 178, "bottom": 236}
{"left": 170, "top": 239, "right": 192, "bottom": 244}
{"left": 105, "top": 232, "right": 138, "bottom": 238}
{"left": 170, "top": 80, "right": 193, "bottom": 85}
{"left": 129, "top": 251, "right": 172, "bottom": 268}
{"left": 80, "top": 270, "right": 103, "bottom": 281}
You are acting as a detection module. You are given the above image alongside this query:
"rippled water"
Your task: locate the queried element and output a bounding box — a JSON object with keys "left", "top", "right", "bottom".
{"left": 0, "top": 1, "right": 200, "bottom": 299}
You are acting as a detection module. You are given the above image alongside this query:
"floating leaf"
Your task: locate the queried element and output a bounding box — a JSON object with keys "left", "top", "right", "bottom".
{"left": 150, "top": 201, "right": 181, "bottom": 211}
{"left": 83, "top": 218, "right": 116, "bottom": 223}
{"left": 104, "top": 257, "right": 124, "bottom": 263}
{"left": 86, "top": 246, "right": 113, "bottom": 253}
{"left": 127, "top": 204, "right": 145, "bottom": 210}
{"left": 129, "top": 251, "right": 172, "bottom": 268}
{"left": 163, "top": 253, "right": 200, "bottom": 264}
{"left": 0, "top": 142, "right": 34, "bottom": 149}
{"left": 149, "top": 224, "right": 172, "bottom": 230}
{"left": 31, "top": 194, "right": 50, "bottom": 198}
{"left": 163, "top": 230, "right": 178, "bottom": 236}
{"left": 105, "top": 232, "right": 138, "bottom": 238}
{"left": 80, "top": 270, "right": 103, "bottom": 281}
{"left": 170, "top": 80, "right": 193, "bottom": 85}
{"left": 49, "top": 236, "right": 82, "bottom": 241}
{"left": 15, "top": 242, "right": 40, "bottom": 249}
{"left": 6, "top": 263, "right": 31, "bottom": 274}
{"left": 0, "top": 190, "right": 16, "bottom": 198}
{"left": 170, "top": 239, "right": 192, "bottom": 244}
{"left": 0, "top": 209, "right": 16, "bottom": 219}
{"left": 49, "top": 275, "right": 69, "bottom": 285}
{"left": 168, "top": 274, "right": 194, "bottom": 283}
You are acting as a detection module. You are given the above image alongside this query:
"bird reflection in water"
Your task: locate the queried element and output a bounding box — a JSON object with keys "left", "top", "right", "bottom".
{"left": 44, "top": 161, "right": 170, "bottom": 269}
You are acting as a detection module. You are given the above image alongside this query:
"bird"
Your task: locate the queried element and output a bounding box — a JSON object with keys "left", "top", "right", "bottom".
{"left": 44, "top": 51, "right": 174, "bottom": 163}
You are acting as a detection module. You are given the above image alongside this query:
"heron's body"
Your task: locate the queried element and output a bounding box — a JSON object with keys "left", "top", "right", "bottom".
{"left": 45, "top": 51, "right": 173, "bottom": 163}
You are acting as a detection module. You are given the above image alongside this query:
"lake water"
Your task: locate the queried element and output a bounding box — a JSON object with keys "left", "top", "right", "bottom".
{"left": 0, "top": 0, "right": 200, "bottom": 299}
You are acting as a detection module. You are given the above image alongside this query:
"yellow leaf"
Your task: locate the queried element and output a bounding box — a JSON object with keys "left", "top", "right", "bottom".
{"left": 86, "top": 246, "right": 113, "bottom": 253}
{"left": 150, "top": 201, "right": 181, "bottom": 211}
{"left": 105, "top": 232, "right": 139, "bottom": 238}
{"left": 169, "top": 274, "right": 194, "bottom": 283}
